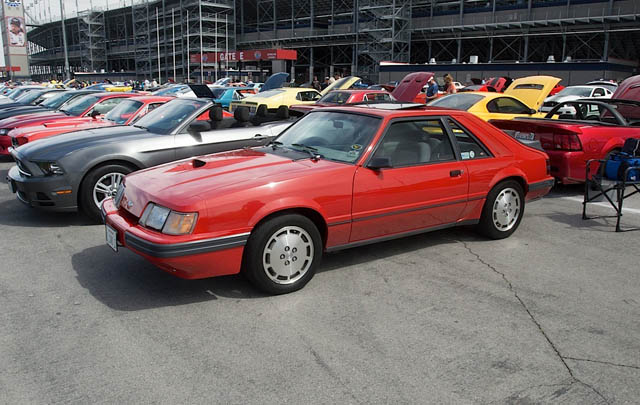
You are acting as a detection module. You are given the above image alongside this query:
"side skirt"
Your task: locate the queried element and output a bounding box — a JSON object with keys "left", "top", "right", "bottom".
{"left": 325, "top": 219, "right": 479, "bottom": 253}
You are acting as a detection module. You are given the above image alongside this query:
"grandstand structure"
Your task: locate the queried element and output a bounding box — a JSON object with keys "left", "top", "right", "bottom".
{"left": 25, "top": 0, "right": 640, "bottom": 82}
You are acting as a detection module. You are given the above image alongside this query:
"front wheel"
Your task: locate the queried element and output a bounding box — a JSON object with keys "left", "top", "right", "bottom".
{"left": 80, "top": 163, "right": 134, "bottom": 221}
{"left": 477, "top": 180, "right": 524, "bottom": 239}
{"left": 243, "top": 214, "right": 323, "bottom": 294}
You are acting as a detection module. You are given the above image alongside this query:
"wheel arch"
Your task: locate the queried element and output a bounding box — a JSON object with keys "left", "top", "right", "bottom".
{"left": 250, "top": 207, "right": 329, "bottom": 249}
{"left": 76, "top": 158, "right": 142, "bottom": 208}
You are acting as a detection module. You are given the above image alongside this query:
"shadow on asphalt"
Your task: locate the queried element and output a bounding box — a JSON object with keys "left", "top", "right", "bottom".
{"left": 544, "top": 183, "right": 585, "bottom": 199}
{"left": 71, "top": 227, "right": 480, "bottom": 311}
{"left": 0, "top": 197, "right": 95, "bottom": 227}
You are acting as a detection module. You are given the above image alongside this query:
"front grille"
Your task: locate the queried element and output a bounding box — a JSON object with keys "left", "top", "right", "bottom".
{"left": 15, "top": 159, "right": 31, "bottom": 177}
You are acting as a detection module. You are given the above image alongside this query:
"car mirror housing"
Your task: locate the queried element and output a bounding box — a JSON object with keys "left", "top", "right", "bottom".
{"left": 90, "top": 109, "right": 101, "bottom": 118}
{"left": 188, "top": 120, "right": 211, "bottom": 133}
{"left": 367, "top": 156, "right": 392, "bottom": 170}
{"left": 529, "top": 108, "right": 537, "bottom": 115}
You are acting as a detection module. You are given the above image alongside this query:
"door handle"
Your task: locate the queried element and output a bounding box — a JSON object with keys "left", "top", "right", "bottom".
{"left": 253, "top": 134, "right": 268, "bottom": 141}
{"left": 450, "top": 169, "right": 463, "bottom": 177}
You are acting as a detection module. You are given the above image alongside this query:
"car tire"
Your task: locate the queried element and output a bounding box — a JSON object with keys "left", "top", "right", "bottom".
{"left": 243, "top": 214, "right": 322, "bottom": 295}
{"left": 477, "top": 180, "right": 525, "bottom": 240}
{"left": 80, "top": 163, "right": 134, "bottom": 221}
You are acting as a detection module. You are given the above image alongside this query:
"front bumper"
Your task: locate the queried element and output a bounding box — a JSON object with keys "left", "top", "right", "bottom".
{"left": 6, "top": 165, "right": 78, "bottom": 211}
{"left": 102, "top": 199, "right": 248, "bottom": 279}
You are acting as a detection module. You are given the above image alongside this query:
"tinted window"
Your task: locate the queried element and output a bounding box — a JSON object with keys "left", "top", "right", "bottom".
{"left": 15, "top": 90, "right": 47, "bottom": 104}
{"left": 318, "top": 91, "right": 351, "bottom": 104}
{"left": 298, "top": 91, "right": 319, "bottom": 102}
{"left": 134, "top": 98, "right": 207, "bottom": 134}
{"left": 60, "top": 95, "right": 100, "bottom": 116}
{"left": 373, "top": 120, "right": 455, "bottom": 167}
{"left": 40, "top": 91, "right": 76, "bottom": 108}
{"left": 275, "top": 111, "right": 381, "bottom": 164}
{"left": 557, "top": 87, "right": 592, "bottom": 97}
{"left": 364, "top": 93, "right": 393, "bottom": 101}
{"left": 448, "top": 119, "right": 490, "bottom": 160}
{"left": 429, "top": 94, "right": 484, "bottom": 110}
{"left": 92, "top": 97, "right": 126, "bottom": 115}
{"left": 486, "top": 97, "right": 531, "bottom": 114}
{"left": 105, "top": 99, "right": 144, "bottom": 124}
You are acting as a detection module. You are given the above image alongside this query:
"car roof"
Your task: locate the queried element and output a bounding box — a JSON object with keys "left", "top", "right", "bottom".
{"left": 93, "top": 92, "right": 140, "bottom": 98}
{"left": 319, "top": 104, "right": 461, "bottom": 118}
{"left": 123, "top": 95, "right": 174, "bottom": 103}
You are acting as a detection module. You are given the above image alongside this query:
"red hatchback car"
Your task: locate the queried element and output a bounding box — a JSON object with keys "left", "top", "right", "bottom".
{"left": 103, "top": 105, "right": 553, "bottom": 294}
{"left": 0, "top": 92, "right": 140, "bottom": 155}
{"left": 7, "top": 96, "right": 173, "bottom": 148}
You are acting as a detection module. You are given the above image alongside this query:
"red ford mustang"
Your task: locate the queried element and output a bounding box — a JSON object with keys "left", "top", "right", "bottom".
{"left": 103, "top": 105, "right": 553, "bottom": 294}
{"left": 7, "top": 96, "right": 173, "bottom": 148}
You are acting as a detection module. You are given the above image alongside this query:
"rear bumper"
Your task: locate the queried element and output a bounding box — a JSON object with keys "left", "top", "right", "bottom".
{"left": 6, "top": 165, "right": 78, "bottom": 211}
{"left": 527, "top": 178, "right": 554, "bottom": 200}
{"left": 102, "top": 199, "right": 247, "bottom": 279}
{"left": 546, "top": 150, "right": 587, "bottom": 184}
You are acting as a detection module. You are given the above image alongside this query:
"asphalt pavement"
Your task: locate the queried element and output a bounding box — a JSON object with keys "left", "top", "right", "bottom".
{"left": 0, "top": 156, "right": 639, "bottom": 404}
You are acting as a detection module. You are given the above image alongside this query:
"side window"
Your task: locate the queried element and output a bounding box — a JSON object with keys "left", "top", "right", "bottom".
{"left": 486, "top": 97, "right": 531, "bottom": 114}
{"left": 373, "top": 119, "right": 455, "bottom": 167}
{"left": 299, "top": 91, "right": 319, "bottom": 102}
{"left": 365, "top": 93, "right": 391, "bottom": 101}
{"left": 147, "top": 103, "right": 162, "bottom": 112}
{"left": 232, "top": 91, "right": 240, "bottom": 100}
{"left": 448, "top": 119, "right": 491, "bottom": 160}
{"left": 296, "top": 92, "right": 302, "bottom": 101}
{"left": 593, "top": 88, "right": 605, "bottom": 97}
{"left": 92, "top": 98, "right": 125, "bottom": 115}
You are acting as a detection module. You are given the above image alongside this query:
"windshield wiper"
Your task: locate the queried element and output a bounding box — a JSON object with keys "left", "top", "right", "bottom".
{"left": 267, "top": 140, "right": 283, "bottom": 149}
{"left": 291, "top": 143, "right": 323, "bottom": 160}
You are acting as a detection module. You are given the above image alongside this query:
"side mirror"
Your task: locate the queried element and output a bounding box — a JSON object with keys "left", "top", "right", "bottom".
{"left": 90, "top": 109, "right": 100, "bottom": 118}
{"left": 529, "top": 108, "right": 537, "bottom": 115}
{"left": 367, "top": 156, "right": 392, "bottom": 170}
{"left": 188, "top": 120, "right": 211, "bottom": 133}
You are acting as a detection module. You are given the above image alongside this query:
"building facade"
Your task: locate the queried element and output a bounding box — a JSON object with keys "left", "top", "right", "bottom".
{"left": 25, "top": 0, "right": 640, "bottom": 83}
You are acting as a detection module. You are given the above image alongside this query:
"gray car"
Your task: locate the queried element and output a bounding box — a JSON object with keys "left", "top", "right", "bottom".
{"left": 7, "top": 97, "right": 294, "bottom": 220}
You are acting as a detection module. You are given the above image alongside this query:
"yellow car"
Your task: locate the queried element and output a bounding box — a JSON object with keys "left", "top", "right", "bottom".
{"left": 230, "top": 76, "right": 362, "bottom": 113}
{"left": 230, "top": 87, "right": 322, "bottom": 113}
{"left": 106, "top": 86, "right": 133, "bottom": 92}
{"left": 429, "top": 75, "right": 561, "bottom": 121}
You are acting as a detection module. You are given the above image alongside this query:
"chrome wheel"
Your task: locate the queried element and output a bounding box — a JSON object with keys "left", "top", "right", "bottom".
{"left": 492, "top": 187, "right": 521, "bottom": 231}
{"left": 262, "top": 226, "right": 314, "bottom": 285}
{"left": 93, "top": 172, "right": 124, "bottom": 209}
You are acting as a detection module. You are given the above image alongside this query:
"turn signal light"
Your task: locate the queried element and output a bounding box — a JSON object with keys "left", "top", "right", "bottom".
{"left": 139, "top": 202, "right": 198, "bottom": 235}
{"left": 553, "top": 134, "right": 582, "bottom": 151}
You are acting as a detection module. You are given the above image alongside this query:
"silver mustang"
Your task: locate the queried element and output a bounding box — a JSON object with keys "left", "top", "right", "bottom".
{"left": 7, "top": 97, "right": 293, "bottom": 220}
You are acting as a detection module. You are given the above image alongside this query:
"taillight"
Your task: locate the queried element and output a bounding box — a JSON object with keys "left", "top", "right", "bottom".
{"left": 553, "top": 134, "right": 582, "bottom": 151}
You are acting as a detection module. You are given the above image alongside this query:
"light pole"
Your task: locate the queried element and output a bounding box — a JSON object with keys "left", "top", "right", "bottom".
{"left": 59, "top": 0, "right": 70, "bottom": 80}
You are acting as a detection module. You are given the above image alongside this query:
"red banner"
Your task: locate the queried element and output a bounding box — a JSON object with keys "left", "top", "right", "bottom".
{"left": 190, "top": 49, "right": 297, "bottom": 63}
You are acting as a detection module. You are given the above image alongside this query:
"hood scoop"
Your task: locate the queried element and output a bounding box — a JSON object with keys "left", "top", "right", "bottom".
{"left": 192, "top": 158, "right": 207, "bottom": 168}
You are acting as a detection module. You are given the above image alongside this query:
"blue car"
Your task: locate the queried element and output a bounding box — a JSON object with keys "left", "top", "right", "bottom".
{"left": 211, "top": 87, "right": 255, "bottom": 109}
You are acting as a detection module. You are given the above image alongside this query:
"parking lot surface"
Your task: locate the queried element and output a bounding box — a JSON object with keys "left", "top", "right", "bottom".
{"left": 1, "top": 156, "right": 639, "bottom": 404}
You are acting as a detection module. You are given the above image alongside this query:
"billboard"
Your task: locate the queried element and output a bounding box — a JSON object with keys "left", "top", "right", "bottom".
{"left": 190, "top": 49, "right": 298, "bottom": 63}
{"left": 1, "top": 0, "right": 29, "bottom": 75}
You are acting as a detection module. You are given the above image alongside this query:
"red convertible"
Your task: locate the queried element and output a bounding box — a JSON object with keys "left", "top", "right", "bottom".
{"left": 0, "top": 92, "right": 141, "bottom": 155}
{"left": 103, "top": 105, "right": 553, "bottom": 294}
{"left": 7, "top": 96, "right": 173, "bottom": 148}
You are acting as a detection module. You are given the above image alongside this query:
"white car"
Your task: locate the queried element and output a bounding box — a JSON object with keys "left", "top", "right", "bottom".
{"left": 540, "top": 85, "right": 612, "bottom": 114}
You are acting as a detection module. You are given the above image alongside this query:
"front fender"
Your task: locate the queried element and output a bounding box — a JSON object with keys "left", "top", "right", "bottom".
{"left": 247, "top": 197, "right": 329, "bottom": 228}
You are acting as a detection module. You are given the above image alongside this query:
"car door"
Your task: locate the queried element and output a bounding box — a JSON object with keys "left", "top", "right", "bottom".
{"left": 350, "top": 117, "right": 469, "bottom": 242}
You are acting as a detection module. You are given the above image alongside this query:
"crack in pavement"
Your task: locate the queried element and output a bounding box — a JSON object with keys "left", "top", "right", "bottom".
{"left": 457, "top": 240, "right": 611, "bottom": 405}
{"left": 564, "top": 356, "right": 640, "bottom": 370}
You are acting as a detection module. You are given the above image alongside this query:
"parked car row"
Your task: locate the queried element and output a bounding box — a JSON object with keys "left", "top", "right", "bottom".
{"left": 3, "top": 72, "right": 636, "bottom": 295}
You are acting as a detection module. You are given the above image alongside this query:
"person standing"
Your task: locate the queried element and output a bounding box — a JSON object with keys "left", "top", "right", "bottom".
{"left": 312, "top": 76, "right": 321, "bottom": 91}
{"left": 444, "top": 74, "right": 457, "bottom": 94}
{"left": 425, "top": 76, "right": 439, "bottom": 103}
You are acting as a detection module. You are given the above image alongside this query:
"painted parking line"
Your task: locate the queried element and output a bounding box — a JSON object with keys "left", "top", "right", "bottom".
{"left": 560, "top": 196, "right": 640, "bottom": 215}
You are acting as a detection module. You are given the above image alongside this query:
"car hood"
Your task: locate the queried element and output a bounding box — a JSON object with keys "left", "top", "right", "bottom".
{"left": 123, "top": 148, "right": 344, "bottom": 217}
{"left": 14, "top": 125, "right": 148, "bottom": 161}
{"left": 612, "top": 74, "right": 640, "bottom": 101}
{"left": 320, "top": 76, "right": 361, "bottom": 96}
{"left": 504, "top": 76, "right": 561, "bottom": 110}
{"left": 391, "top": 72, "right": 433, "bottom": 102}
{"left": 0, "top": 111, "right": 67, "bottom": 129}
{"left": 261, "top": 72, "right": 290, "bottom": 92}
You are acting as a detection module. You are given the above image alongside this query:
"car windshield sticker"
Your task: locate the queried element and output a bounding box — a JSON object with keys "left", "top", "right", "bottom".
{"left": 351, "top": 144, "right": 362, "bottom": 150}
{"left": 469, "top": 151, "right": 475, "bottom": 158}
{"left": 461, "top": 152, "right": 470, "bottom": 159}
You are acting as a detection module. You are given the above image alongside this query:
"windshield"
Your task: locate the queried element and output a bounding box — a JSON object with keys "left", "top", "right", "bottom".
{"left": 153, "top": 85, "right": 187, "bottom": 96}
{"left": 556, "top": 87, "right": 592, "bottom": 97}
{"left": 429, "top": 93, "right": 484, "bottom": 110}
{"left": 211, "top": 88, "right": 228, "bottom": 99}
{"left": 274, "top": 111, "right": 381, "bottom": 164}
{"left": 318, "top": 91, "right": 352, "bottom": 104}
{"left": 134, "top": 98, "right": 207, "bottom": 134}
{"left": 15, "top": 90, "right": 47, "bottom": 105}
{"left": 9, "top": 88, "right": 34, "bottom": 100}
{"left": 105, "top": 99, "right": 144, "bottom": 124}
{"left": 60, "top": 95, "right": 100, "bottom": 116}
{"left": 40, "top": 91, "right": 76, "bottom": 109}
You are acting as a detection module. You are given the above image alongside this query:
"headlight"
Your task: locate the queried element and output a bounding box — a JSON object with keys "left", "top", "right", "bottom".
{"left": 36, "top": 161, "right": 65, "bottom": 176}
{"left": 139, "top": 203, "right": 198, "bottom": 235}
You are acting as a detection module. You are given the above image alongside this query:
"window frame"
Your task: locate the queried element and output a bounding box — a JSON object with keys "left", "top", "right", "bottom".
{"left": 444, "top": 117, "right": 494, "bottom": 161}
{"left": 364, "top": 116, "right": 460, "bottom": 169}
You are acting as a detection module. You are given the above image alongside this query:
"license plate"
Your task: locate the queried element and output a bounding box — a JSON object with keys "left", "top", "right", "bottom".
{"left": 7, "top": 179, "right": 16, "bottom": 193}
{"left": 515, "top": 131, "right": 535, "bottom": 141}
{"left": 105, "top": 225, "right": 118, "bottom": 252}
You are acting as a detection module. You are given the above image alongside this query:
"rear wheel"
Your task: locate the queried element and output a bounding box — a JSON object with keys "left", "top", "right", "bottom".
{"left": 80, "top": 163, "right": 134, "bottom": 221}
{"left": 243, "top": 214, "right": 322, "bottom": 294}
{"left": 477, "top": 180, "right": 524, "bottom": 239}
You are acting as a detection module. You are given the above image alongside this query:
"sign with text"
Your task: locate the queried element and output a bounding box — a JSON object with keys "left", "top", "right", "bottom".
{"left": 190, "top": 49, "right": 297, "bottom": 63}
